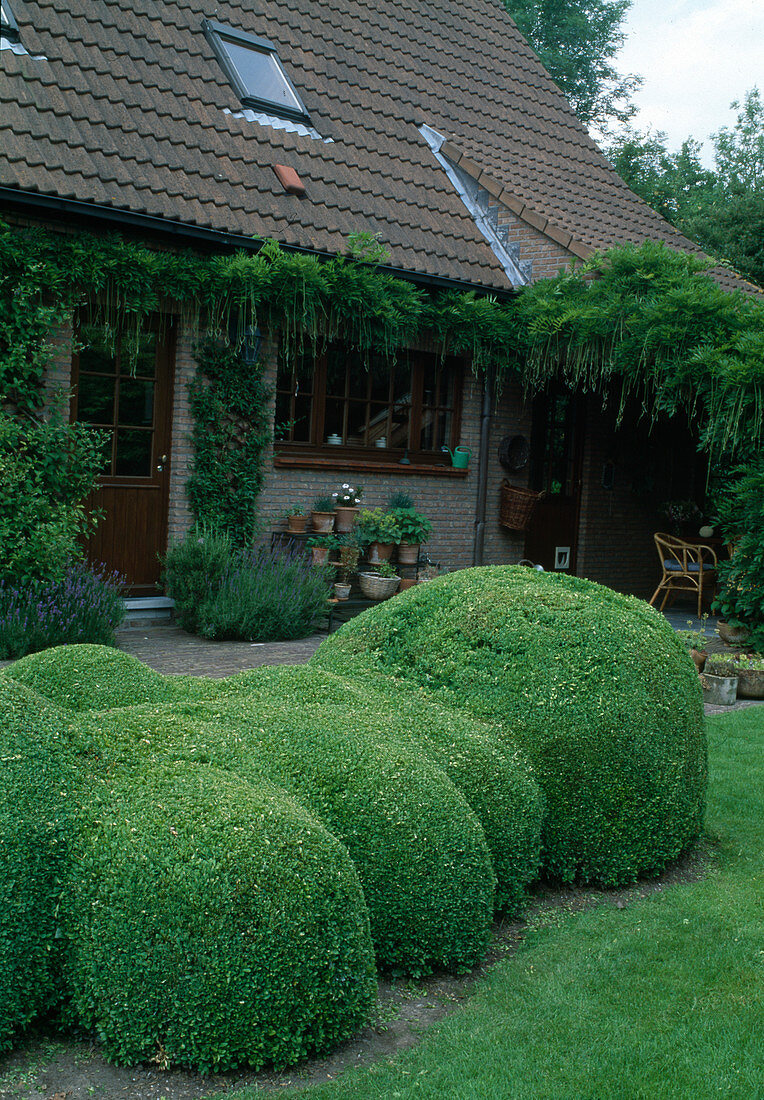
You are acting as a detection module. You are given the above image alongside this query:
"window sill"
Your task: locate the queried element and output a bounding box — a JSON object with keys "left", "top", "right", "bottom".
{"left": 273, "top": 452, "right": 469, "bottom": 477}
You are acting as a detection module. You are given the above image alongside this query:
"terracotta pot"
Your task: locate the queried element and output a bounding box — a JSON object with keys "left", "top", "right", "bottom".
{"left": 334, "top": 506, "right": 359, "bottom": 533}
{"left": 286, "top": 514, "right": 308, "bottom": 534}
{"left": 311, "top": 547, "right": 329, "bottom": 565}
{"left": 397, "top": 541, "right": 420, "bottom": 565}
{"left": 690, "top": 647, "right": 708, "bottom": 673}
{"left": 399, "top": 577, "right": 418, "bottom": 591}
{"left": 311, "top": 511, "right": 335, "bottom": 533}
{"left": 368, "top": 540, "right": 394, "bottom": 563}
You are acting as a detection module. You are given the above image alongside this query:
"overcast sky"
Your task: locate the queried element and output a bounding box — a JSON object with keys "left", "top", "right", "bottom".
{"left": 616, "top": 0, "right": 763, "bottom": 164}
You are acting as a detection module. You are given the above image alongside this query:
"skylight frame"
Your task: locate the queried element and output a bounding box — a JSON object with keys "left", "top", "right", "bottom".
{"left": 203, "top": 19, "right": 311, "bottom": 125}
{"left": 0, "top": 0, "right": 20, "bottom": 41}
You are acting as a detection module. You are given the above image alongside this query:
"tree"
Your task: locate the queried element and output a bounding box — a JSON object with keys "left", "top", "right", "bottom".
{"left": 504, "top": 0, "right": 641, "bottom": 130}
{"left": 605, "top": 90, "right": 764, "bottom": 288}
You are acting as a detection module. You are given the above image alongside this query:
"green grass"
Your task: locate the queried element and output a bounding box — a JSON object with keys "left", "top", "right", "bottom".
{"left": 232, "top": 708, "right": 764, "bottom": 1100}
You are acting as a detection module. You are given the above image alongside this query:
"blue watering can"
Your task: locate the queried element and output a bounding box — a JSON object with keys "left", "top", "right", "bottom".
{"left": 442, "top": 445, "right": 472, "bottom": 469}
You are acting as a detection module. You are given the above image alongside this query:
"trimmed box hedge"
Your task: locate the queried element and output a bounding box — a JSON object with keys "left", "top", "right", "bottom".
{"left": 63, "top": 763, "right": 376, "bottom": 1071}
{"left": 0, "top": 678, "right": 76, "bottom": 1052}
{"left": 312, "top": 566, "right": 707, "bottom": 886}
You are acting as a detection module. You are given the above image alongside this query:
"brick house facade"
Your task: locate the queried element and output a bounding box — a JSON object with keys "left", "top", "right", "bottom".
{"left": 0, "top": 0, "right": 738, "bottom": 600}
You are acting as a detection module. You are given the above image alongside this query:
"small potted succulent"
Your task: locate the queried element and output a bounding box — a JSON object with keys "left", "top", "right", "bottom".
{"left": 283, "top": 504, "right": 308, "bottom": 534}
{"left": 332, "top": 483, "right": 363, "bottom": 533}
{"left": 357, "top": 508, "right": 402, "bottom": 563}
{"left": 311, "top": 494, "right": 336, "bottom": 534}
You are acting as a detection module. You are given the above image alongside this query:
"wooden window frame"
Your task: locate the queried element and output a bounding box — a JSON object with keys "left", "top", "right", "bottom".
{"left": 274, "top": 345, "right": 466, "bottom": 475}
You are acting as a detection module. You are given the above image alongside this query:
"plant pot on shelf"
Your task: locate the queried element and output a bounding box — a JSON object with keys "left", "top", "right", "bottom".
{"left": 368, "top": 540, "right": 394, "bottom": 563}
{"left": 358, "top": 572, "right": 400, "bottom": 600}
{"left": 311, "top": 511, "right": 335, "bottom": 534}
{"left": 397, "top": 541, "right": 419, "bottom": 565}
{"left": 333, "top": 582, "right": 351, "bottom": 601}
{"left": 334, "top": 506, "right": 359, "bottom": 533}
{"left": 399, "top": 576, "right": 418, "bottom": 591}
{"left": 690, "top": 647, "right": 708, "bottom": 674}
{"left": 311, "top": 547, "right": 330, "bottom": 566}
{"left": 286, "top": 514, "right": 308, "bottom": 534}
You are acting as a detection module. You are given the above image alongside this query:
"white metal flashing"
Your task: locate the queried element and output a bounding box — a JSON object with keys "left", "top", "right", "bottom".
{"left": 224, "top": 107, "right": 333, "bottom": 143}
{"left": 419, "top": 122, "right": 531, "bottom": 286}
{"left": 0, "top": 36, "right": 46, "bottom": 57}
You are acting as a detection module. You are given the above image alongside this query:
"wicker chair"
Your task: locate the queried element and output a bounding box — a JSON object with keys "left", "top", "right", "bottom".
{"left": 649, "top": 532, "right": 718, "bottom": 618}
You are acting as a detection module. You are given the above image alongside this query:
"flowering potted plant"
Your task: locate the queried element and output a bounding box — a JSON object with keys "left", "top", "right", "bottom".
{"left": 332, "top": 483, "right": 363, "bottom": 532}
{"left": 658, "top": 499, "right": 702, "bottom": 536}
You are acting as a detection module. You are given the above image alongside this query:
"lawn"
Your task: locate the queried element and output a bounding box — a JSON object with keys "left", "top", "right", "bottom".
{"left": 242, "top": 706, "right": 764, "bottom": 1100}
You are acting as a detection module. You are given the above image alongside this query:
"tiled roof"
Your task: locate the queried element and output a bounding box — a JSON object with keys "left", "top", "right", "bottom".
{"left": 0, "top": 0, "right": 757, "bottom": 293}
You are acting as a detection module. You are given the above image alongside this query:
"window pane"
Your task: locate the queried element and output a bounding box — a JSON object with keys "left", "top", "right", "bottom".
{"left": 326, "top": 348, "right": 348, "bottom": 397}
{"left": 79, "top": 326, "right": 116, "bottom": 375}
{"left": 77, "top": 373, "right": 115, "bottom": 425}
{"left": 292, "top": 395, "right": 313, "bottom": 442}
{"left": 223, "top": 38, "right": 303, "bottom": 113}
{"left": 115, "top": 430, "right": 152, "bottom": 477}
{"left": 118, "top": 378, "right": 154, "bottom": 426}
{"left": 120, "top": 332, "right": 157, "bottom": 378}
{"left": 347, "top": 355, "right": 369, "bottom": 399}
{"left": 324, "top": 399, "right": 345, "bottom": 441}
{"left": 347, "top": 401, "right": 370, "bottom": 444}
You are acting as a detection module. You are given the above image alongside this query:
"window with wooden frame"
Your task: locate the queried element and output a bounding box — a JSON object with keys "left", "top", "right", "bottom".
{"left": 274, "top": 345, "right": 464, "bottom": 471}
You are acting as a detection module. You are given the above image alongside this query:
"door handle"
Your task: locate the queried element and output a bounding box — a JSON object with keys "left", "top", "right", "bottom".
{"left": 156, "top": 453, "right": 167, "bottom": 473}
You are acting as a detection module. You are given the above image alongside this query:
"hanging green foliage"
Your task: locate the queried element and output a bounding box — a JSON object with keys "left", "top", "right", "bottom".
{"left": 1, "top": 220, "right": 762, "bottom": 467}
{"left": 511, "top": 242, "right": 764, "bottom": 454}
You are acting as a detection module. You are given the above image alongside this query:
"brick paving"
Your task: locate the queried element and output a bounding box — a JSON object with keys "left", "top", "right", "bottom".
{"left": 114, "top": 624, "right": 325, "bottom": 678}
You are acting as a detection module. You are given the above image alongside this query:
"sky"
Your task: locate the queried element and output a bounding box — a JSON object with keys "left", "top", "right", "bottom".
{"left": 615, "top": 0, "right": 764, "bottom": 164}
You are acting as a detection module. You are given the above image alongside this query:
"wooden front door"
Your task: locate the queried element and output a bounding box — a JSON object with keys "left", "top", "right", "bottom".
{"left": 524, "top": 389, "right": 585, "bottom": 573}
{"left": 72, "top": 321, "right": 175, "bottom": 595}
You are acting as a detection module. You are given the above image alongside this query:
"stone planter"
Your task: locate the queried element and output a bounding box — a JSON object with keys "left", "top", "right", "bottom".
{"left": 707, "top": 660, "right": 764, "bottom": 700}
{"left": 333, "top": 582, "right": 351, "bottom": 600}
{"left": 700, "top": 672, "right": 738, "bottom": 706}
{"left": 311, "top": 511, "right": 335, "bottom": 534}
{"left": 717, "top": 620, "right": 750, "bottom": 647}
{"left": 334, "top": 506, "right": 359, "bottom": 533}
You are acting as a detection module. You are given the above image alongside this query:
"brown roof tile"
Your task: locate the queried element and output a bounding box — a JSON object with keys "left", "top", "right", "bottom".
{"left": 0, "top": 0, "right": 757, "bottom": 294}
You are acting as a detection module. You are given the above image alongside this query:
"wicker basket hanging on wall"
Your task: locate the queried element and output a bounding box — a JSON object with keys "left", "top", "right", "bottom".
{"left": 499, "top": 480, "right": 543, "bottom": 531}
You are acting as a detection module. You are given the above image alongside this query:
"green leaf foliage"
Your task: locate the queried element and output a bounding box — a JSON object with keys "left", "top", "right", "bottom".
{"left": 312, "top": 566, "right": 707, "bottom": 886}
{"left": 712, "top": 456, "right": 764, "bottom": 649}
{"left": 0, "top": 678, "right": 76, "bottom": 1052}
{"left": 64, "top": 764, "right": 375, "bottom": 1072}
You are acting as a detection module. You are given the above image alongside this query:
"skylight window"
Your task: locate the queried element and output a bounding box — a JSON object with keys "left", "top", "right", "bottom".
{"left": 1, "top": 0, "right": 20, "bottom": 41}
{"left": 203, "top": 20, "right": 310, "bottom": 124}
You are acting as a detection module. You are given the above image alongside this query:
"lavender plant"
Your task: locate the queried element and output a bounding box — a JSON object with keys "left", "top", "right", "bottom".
{"left": 0, "top": 560, "right": 126, "bottom": 660}
{"left": 198, "top": 544, "right": 330, "bottom": 641}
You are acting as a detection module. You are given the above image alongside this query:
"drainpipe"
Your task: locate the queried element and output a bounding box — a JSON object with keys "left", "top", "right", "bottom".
{"left": 472, "top": 365, "right": 495, "bottom": 566}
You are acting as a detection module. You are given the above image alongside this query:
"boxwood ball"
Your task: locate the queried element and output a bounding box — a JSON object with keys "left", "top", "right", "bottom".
{"left": 312, "top": 566, "right": 707, "bottom": 885}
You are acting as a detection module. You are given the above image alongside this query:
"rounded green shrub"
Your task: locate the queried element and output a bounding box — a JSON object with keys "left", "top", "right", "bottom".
{"left": 0, "top": 677, "right": 75, "bottom": 1051}
{"left": 63, "top": 763, "right": 376, "bottom": 1072}
{"left": 215, "top": 665, "right": 544, "bottom": 915}
{"left": 5, "top": 643, "right": 218, "bottom": 712}
{"left": 74, "top": 681, "right": 496, "bottom": 976}
{"left": 312, "top": 567, "right": 707, "bottom": 886}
